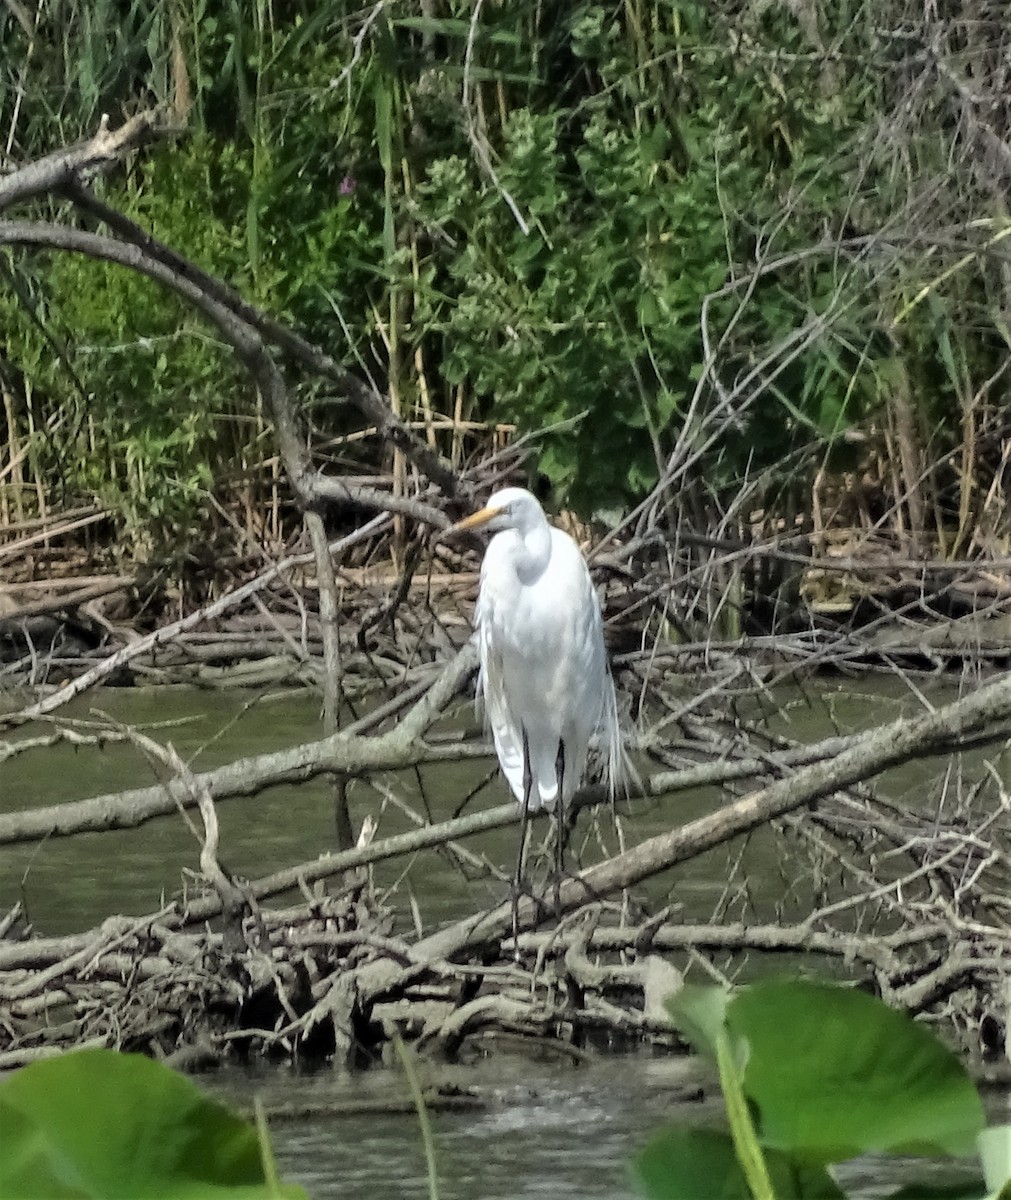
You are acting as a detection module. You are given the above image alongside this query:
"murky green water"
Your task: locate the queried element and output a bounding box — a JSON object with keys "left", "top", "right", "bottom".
{"left": 212, "top": 1055, "right": 717, "bottom": 1200}
{"left": 0, "top": 674, "right": 950, "bottom": 936}
{"left": 0, "top": 672, "right": 999, "bottom": 1196}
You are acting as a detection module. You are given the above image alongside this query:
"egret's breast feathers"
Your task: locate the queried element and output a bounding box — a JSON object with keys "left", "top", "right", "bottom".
{"left": 469, "top": 504, "right": 623, "bottom": 807}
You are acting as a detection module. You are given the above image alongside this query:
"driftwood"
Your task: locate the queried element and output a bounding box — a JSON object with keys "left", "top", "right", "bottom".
{"left": 4, "top": 121, "right": 1011, "bottom": 1077}
{"left": 4, "top": 665, "right": 1011, "bottom": 1070}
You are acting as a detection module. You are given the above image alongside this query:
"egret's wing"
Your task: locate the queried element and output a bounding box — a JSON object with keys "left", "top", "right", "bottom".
{"left": 552, "top": 532, "right": 633, "bottom": 801}
{"left": 475, "top": 564, "right": 526, "bottom": 804}
{"left": 477, "top": 641, "right": 526, "bottom": 803}
{"left": 596, "top": 661, "right": 636, "bottom": 798}
{"left": 472, "top": 520, "right": 633, "bottom": 810}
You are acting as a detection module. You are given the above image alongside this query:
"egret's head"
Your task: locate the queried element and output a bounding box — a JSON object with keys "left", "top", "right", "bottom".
{"left": 451, "top": 487, "right": 544, "bottom": 535}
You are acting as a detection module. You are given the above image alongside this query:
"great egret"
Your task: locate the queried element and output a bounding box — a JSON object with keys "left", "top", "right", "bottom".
{"left": 453, "top": 487, "right": 627, "bottom": 895}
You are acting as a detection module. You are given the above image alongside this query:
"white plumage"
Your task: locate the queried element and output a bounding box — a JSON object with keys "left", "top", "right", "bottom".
{"left": 455, "top": 487, "right": 625, "bottom": 814}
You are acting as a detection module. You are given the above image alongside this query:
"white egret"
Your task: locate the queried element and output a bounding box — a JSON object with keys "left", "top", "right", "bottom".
{"left": 453, "top": 487, "right": 627, "bottom": 894}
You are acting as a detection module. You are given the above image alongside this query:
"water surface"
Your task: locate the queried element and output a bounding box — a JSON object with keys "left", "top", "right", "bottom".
{"left": 1, "top": 672, "right": 1000, "bottom": 1197}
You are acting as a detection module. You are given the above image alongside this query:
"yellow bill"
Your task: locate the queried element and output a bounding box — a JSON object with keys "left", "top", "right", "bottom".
{"left": 451, "top": 504, "right": 505, "bottom": 533}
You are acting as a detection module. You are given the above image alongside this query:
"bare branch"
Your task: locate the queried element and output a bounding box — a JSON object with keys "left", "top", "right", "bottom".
{"left": 0, "top": 643, "right": 479, "bottom": 845}
{"left": 0, "top": 111, "right": 166, "bottom": 210}
{"left": 67, "top": 186, "right": 464, "bottom": 500}
{"left": 0, "top": 518, "right": 390, "bottom": 730}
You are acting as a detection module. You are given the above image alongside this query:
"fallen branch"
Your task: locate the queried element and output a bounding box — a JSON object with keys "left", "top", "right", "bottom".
{"left": 0, "top": 516, "right": 389, "bottom": 730}
{"left": 0, "top": 112, "right": 164, "bottom": 210}
{"left": 351, "top": 666, "right": 1011, "bottom": 998}
{"left": 0, "top": 642, "right": 478, "bottom": 845}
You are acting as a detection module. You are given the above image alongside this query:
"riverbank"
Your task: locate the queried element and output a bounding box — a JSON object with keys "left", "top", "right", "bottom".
{"left": 4, "top": 466, "right": 1011, "bottom": 1078}
{"left": 4, "top": 526, "right": 1011, "bottom": 700}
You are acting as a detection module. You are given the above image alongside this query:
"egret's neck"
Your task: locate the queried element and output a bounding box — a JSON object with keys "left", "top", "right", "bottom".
{"left": 504, "top": 521, "right": 551, "bottom": 585}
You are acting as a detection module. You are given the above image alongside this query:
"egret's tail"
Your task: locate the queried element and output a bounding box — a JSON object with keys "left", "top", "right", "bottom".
{"left": 599, "top": 674, "right": 638, "bottom": 800}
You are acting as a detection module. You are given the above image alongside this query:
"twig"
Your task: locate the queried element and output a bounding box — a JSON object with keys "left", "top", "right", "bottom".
{"left": 0, "top": 516, "right": 389, "bottom": 730}
{"left": 0, "top": 111, "right": 166, "bottom": 210}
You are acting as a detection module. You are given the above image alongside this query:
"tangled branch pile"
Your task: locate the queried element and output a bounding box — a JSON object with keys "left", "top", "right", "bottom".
{"left": 4, "top": 28, "right": 1011, "bottom": 1079}
{"left": 4, "top": 648, "right": 1011, "bottom": 1072}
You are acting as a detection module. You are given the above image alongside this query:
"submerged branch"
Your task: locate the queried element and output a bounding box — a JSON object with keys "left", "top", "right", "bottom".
{"left": 0, "top": 644, "right": 478, "bottom": 845}
{"left": 362, "top": 665, "right": 1011, "bottom": 981}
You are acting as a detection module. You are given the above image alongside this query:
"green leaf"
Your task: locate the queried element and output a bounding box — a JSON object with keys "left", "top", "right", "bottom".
{"left": 0, "top": 1100, "right": 82, "bottom": 1199}
{"left": 665, "top": 983, "right": 733, "bottom": 1063}
{"left": 726, "top": 981, "right": 985, "bottom": 1161}
{"left": 632, "top": 1128, "right": 844, "bottom": 1200}
{"left": 978, "top": 1126, "right": 1011, "bottom": 1197}
{"left": 0, "top": 1049, "right": 307, "bottom": 1199}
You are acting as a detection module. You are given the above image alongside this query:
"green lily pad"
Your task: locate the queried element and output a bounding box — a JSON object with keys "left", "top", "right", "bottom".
{"left": 666, "top": 984, "right": 733, "bottom": 1063}
{"left": 978, "top": 1125, "right": 1011, "bottom": 1198}
{"left": 632, "top": 1127, "right": 844, "bottom": 1200}
{"left": 726, "top": 980, "right": 984, "bottom": 1161}
{"left": 0, "top": 1048, "right": 306, "bottom": 1199}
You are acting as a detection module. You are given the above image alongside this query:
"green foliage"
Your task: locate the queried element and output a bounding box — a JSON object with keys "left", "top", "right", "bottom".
{"left": 633, "top": 979, "right": 1008, "bottom": 1200}
{"left": 1, "top": 0, "right": 1007, "bottom": 554}
{"left": 636, "top": 1129, "right": 843, "bottom": 1200}
{"left": 725, "top": 980, "right": 983, "bottom": 1159}
{"left": 0, "top": 140, "right": 239, "bottom": 546}
{"left": 0, "top": 1048, "right": 306, "bottom": 1198}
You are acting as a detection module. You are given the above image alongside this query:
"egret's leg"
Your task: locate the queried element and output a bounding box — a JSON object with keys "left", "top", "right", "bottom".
{"left": 511, "top": 729, "right": 534, "bottom": 956}
{"left": 554, "top": 740, "right": 567, "bottom": 884}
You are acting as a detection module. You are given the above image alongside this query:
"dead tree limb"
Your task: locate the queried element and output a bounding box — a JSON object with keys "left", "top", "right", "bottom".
{"left": 0, "top": 642, "right": 478, "bottom": 845}
{"left": 66, "top": 182, "right": 463, "bottom": 500}
{"left": 1, "top": 695, "right": 996, "bottom": 849}
{"left": 0, "top": 112, "right": 164, "bottom": 210}
{"left": 0, "top": 694, "right": 849, "bottom": 847}
{"left": 0, "top": 577, "right": 134, "bottom": 622}
{"left": 119, "top": 728, "right": 249, "bottom": 923}
{"left": 350, "top": 666, "right": 1011, "bottom": 999}
{"left": 0, "top": 517, "right": 389, "bottom": 731}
